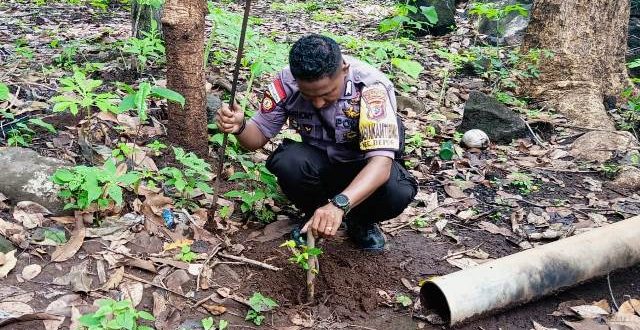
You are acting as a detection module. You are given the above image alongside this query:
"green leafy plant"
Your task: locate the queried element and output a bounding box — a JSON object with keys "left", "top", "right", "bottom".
{"left": 412, "top": 217, "right": 428, "bottom": 228}
{"left": 123, "top": 20, "right": 165, "bottom": 72}
{"left": 118, "top": 81, "right": 185, "bottom": 122}
{"left": 280, "top": 240, "right": 323, "bottom": 272}
{"left": 176, "top": 244, "right": 197, "bottom": 263}
{"left": 405, "top": 132, "right": 426, "bottom": 154}
{"left": 53, "top": 43, "right": 79, "bottom": 68}
{"left": 245, "top": 292, "right": 278, "bottom": 326}
{"left": 111, "top": 143, "right": 134, "bottom": 162}
{"left": 379, "top": 2, "right": 438, "bottom": 37}
{"left": 600, "top": 163, "right": 620, "bottom": 179}
{"left": 508, "top": 172, "right": 536, "bottom": 195}
{"left": 50, "top": 69, "right": 120, "bottom": 117}
{"left": 159, "top": 147, "right": 213, "bottom": 207}
{"left": 147, "top": 139, "right": 167, "bottom": 156}
{"left": 224, "top": 157, "right": 282, "bottom": 223}
{"left": 5, "top": 118, "right": 56, "bottom": 147}
{"left": 51, "top": 159, "right": 140, "bottom": 211}
{"left": 201, "top": 317, "right": 228, "bottom": 330}
{"left": 14, "top": 38, "right": 34, "bottom": 60}
{"left": 78, "top": 298, "right": 154, "bottom": 330}
{"left": 395, "top": 294, "right": 413, "bottom": 307}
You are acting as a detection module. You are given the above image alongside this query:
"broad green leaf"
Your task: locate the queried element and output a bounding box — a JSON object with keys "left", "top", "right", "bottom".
{"left": 391, "top": 58, "right": 424, "bottom": 79}
{"left": 28, "top": 118, "right": 57, "bottom": 133}
{"left": 0, "top": 83, "right": 9, "bottom": 101}
{"left": 137, "top": 310, "right": 155, "bottom": 321}
{"left": 118, "top": 94, "right": 136, "bottom": 112}
{"left": 151, "top": 87, "right": 185, "bottom": 107}
{"left": 107, "top": 184, "right": 123, "bottom": 205}
{"left": 420, "top": 6, "right": 439, "bottom": 24}
{"left": 53, "top": 169, "right": 75, "bottom": 183}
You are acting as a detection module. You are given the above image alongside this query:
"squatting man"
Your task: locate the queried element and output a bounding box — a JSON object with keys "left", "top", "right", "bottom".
{"left": 217, "top": 34, "right": 417, "bottom": 251}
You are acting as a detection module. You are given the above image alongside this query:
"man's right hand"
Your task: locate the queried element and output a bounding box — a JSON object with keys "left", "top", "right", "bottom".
{"left": 215, "top": 103, "right": 245, "bottom": 134}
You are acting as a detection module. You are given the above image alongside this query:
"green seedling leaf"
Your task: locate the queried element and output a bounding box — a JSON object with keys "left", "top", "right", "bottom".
{"left": 151, "top": 87, "right": 185, "bottom": 107}
{"left": 0, "top": 83, "right": 9, "bottom": 101}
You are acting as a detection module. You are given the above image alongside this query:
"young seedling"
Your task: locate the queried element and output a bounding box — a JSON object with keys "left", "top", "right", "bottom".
{"left": 245, "top": 292, "right": 278, "bottom": 326}
{"left": 201, "top": 316, "right": 228, "bottom": 330}
{"left": 78, "top": 298, "right": 154, "bottom": 330}
{"left": 280, "top": 232, "right": 322, "bottom": 302}
{"left": 175, "top": 244, "right": 197, "bottom": 263}
{"left": 395, "top": 294, "right": 413, "bottom": 308}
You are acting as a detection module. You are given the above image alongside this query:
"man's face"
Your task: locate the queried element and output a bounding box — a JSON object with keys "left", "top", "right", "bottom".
{"left": 296, "top": 62, "right": 349, "bottom": 110}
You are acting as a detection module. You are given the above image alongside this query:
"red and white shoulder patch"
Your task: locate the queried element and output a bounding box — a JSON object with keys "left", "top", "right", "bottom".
{"left": 267, "top": 78, "right": 287, "bottom": 104}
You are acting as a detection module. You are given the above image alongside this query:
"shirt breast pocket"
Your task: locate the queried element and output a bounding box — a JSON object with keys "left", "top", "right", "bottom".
{"left": 334, "top": 116, "right": 359, "bottom": 145}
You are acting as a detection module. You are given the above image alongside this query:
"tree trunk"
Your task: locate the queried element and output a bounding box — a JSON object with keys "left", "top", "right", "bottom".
{"left": 522, "top": 0, "right": 631, "bottom": 129}
{"left": 162, "top": 0, "right": 208, "bottom": 156}
{"left": 131, "top": 0, "right": 164, "bottom": 39}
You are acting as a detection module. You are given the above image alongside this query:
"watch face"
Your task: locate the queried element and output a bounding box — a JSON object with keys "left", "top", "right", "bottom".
{"left": 334, "top": 194, "right": 349, "bottom": 207}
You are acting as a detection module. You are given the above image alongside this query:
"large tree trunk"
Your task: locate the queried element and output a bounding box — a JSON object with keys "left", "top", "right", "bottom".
{"left": 162, "top": 0, "right": 208, "bottom": 156}
{"left": 131, "top": 0, "right": 164, "bottom": 39}
{"left": 522, "top": 0, "right": 630, "bottom": 130}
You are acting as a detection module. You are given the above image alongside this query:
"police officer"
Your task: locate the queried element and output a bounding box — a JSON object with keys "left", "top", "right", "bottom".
{"left": 217, "top": 34, "right": 417, "bottom": 251}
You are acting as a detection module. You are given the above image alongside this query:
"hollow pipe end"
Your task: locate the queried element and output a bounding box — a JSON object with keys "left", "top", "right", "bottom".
{"left": 420, "top": 280, "right": 452, "bottom": 326}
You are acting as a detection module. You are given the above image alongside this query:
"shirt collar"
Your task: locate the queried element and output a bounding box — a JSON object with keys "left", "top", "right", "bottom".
{"left": 340, "top": 62, "right": 357, "bottom": 100}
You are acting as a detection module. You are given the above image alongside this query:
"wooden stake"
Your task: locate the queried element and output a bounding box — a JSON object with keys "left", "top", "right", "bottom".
{"left": 306, "top": 231, "right": 318, "bottom": 303}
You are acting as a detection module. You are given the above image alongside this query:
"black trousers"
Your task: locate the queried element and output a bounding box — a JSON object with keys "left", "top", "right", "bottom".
{"left": 266, "top": 140, "right": 418, "bottom": 225}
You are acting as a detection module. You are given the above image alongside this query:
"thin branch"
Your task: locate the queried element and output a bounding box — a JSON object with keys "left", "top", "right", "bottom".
{"left": 218, "top": 253, "right": 281, "bottom": 271}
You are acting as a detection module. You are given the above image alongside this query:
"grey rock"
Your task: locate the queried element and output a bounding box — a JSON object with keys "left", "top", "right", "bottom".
{"left": 472, "top": 0, "right": 532, "bottom": 46}
{"left": 409, "top": 0, "right": 457, "bottom": 36}
{"left": 0, "top": 148, "right": 70, "bottom": 215}
{"left": 177, "top": 319, "right": 204, "bottom": 330}
{"left": 397, "top": 95, "right": 427, "bottom": 113}
{"left": 459, "top": 91, "right": 527, "bottom": 143}
{"left": 570, "top": 131, "right": 638, "bottom": 163}
{"left": 0, "top": 236, "right": 15, "bottom": 253}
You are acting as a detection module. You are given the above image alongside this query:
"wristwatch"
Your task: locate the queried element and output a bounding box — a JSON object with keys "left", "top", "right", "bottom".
{"left": 330, "top": 193, "right": 351, "bottom": 215}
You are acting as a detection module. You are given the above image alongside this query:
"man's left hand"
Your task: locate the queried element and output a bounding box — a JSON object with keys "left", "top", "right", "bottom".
{"left": 301, "top": 203, "right": 344, "bottom": 239}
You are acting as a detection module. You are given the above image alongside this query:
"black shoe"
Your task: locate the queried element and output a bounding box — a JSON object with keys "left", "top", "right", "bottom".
{"left": 347, "top": 222, "right": 385, "bottom": 252}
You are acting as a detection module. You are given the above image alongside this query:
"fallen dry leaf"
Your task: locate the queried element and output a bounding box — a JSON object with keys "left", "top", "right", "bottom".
{"left": 21, "top": 264, "right": 41, "bottom": 280}
{"left": 119, "top": 281, "right": 144, "bottom": 307}
{"left": 532, "top": 320, "right": 558, "bottom": 330}
{"left": 102, "top": 266, "right": 124, "bottom": 290}
{"left": 563, "top": 319, "right": 608, "bottom": 330}
{"left": 444, "top": 184, "right": 467, "bottom": 199}
{"left": 0, "top": 250, "right": 17, "bottom": 277}
{"left": 44, "top": 294, "right": 85, "bottom": 330}
{"left": 163, "top": 239, "right": 193, "bottom": 252}
{"left": 446, "top": 257, "right": 480, "bottom": 270}
{"left": 619, "top": 299, "right": 640, "bottom": 316}
{"left": 570, "top": 305, "right": 609, "bottom": 319}
{"left": 608, "top": 312, "right": 640, "bottom": 329}
{"left": 13, "top": 201, "right": 50, "bottom": 229}
{"left": 290, "top": 312, "right": 314, "bottom": 328}
{"left": 478, "top": 221, "right": 513, "bottom": 237}
{"left": 50, "top": 218, "right": 85, "bottom": 262}
{"left": 0, "top": 301, "right": 33, "bottom": 317}
{"left": 202, "top": 304, "right": 226, "bottom": 315}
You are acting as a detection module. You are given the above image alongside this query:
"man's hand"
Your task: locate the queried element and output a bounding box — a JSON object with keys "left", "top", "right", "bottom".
{"left": 301, "top": 203, "right": 344, "bottom": 239}
{"left": 215, "top": 103, "right": 245, "bottom": 134}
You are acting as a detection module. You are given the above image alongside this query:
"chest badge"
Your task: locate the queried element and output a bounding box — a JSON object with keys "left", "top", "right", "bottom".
{"left": 344, "top": 106, "right": 360, "bottom": 119}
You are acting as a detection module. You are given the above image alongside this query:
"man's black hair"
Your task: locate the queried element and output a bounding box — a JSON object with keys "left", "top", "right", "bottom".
{"left": 289, "top": 34, "right": 342, "bottom": 81}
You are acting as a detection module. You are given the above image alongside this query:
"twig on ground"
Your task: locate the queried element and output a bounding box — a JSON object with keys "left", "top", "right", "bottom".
{"left": 439, "top": 243, "right": 485, "bottom": 261}
{"left": 123, "top": 273, "right": 196, "bottom": 302}
{"left": 607, "top": 273, "right": 619, "bottom": 311}
{"left": 218, "top": 253, "right": 281, "bottom": 271}
{"left": 196, "top": 243, "right": 222, "bottom": 292}
{"left": 524, "top": 120, "right": 547, "bottom": 148}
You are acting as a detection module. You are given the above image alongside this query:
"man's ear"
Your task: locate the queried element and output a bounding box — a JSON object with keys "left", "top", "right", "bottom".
{"left": 341, "top": 60, "right": 350, "bottom": 74}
